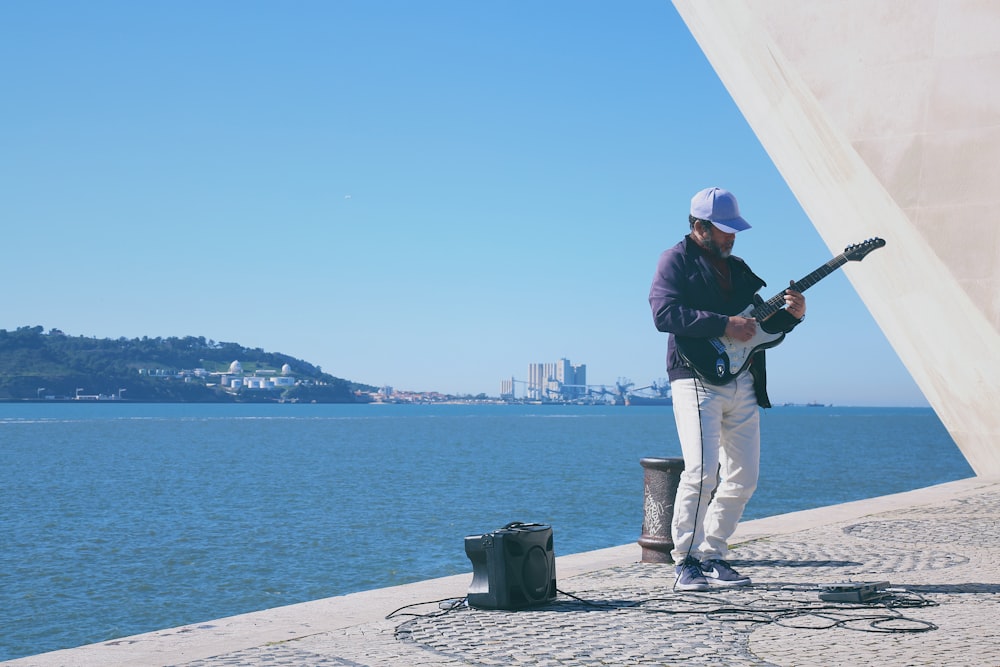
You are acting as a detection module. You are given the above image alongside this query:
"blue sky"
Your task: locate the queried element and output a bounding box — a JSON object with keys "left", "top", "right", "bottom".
{"left": 1, "top": 1, "right": 926, "bottom": 406}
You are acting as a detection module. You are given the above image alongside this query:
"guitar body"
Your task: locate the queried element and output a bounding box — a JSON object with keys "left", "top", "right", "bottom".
{"left": 675, "top": 304, "right": 786, "bottom": 385}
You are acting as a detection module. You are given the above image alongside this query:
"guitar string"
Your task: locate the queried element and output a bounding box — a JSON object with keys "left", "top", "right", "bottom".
{"left": 753, "top": 255, "right": 847, "bottom": 320}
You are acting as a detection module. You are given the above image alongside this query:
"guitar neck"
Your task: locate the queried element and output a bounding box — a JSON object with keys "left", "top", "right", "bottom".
{"left": 751, "top": 252, "right": 851, "bottom": 320}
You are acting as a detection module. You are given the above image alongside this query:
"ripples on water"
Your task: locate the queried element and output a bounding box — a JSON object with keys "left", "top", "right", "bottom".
{"left": 0, "top": 403, "right": 972, "bottom": 660}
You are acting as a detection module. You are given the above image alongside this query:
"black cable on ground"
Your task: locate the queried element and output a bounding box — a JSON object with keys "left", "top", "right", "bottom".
{"left": 388, "top": 586, "right": 939, "bottom": 639}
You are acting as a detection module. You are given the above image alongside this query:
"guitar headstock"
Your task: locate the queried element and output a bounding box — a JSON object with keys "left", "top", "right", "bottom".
{"left": 843, "top": 237, "right": 886, "bottom": 262}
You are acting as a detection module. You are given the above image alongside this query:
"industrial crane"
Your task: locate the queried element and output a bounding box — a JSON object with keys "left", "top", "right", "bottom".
{"left": 630, "top": 379, "right": 670, "bottom": 397}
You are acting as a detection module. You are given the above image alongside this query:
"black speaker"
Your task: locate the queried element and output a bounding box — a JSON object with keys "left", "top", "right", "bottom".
{"left": 464, "top": 521, "right": 557, "bottom": 610}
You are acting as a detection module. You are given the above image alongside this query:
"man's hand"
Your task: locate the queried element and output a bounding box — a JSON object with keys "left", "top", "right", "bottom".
{"left": 725, "top": 316, "right": 757, "bottom": 342}
{"left": 784, "top": 280, "right": 806, "bottom": 320}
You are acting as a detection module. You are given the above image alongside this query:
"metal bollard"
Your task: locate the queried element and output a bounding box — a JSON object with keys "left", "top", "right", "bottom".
{"left": 638, "top": 457, "right": 684, "bottom": 564}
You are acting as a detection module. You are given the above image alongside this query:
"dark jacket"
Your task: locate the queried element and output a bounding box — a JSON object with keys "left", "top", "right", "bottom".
{"left": 648, "top": 235, "right": 800, "bottom": 408}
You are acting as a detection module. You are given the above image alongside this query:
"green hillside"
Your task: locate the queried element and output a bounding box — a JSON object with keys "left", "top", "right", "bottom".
{"left": 0, "top": 326, "right": 376, "bottom": 403}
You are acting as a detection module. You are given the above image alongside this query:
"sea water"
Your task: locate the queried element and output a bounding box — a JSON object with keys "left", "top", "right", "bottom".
{"left": 0, "top": 403, "right": 972, "bottom": 661}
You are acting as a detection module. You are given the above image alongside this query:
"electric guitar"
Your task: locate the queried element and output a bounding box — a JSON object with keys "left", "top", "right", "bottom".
{"left": 675, "top": 237, "right": 886, "bottom": 385}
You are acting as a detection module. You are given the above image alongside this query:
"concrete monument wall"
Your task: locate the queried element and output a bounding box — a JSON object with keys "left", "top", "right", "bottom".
{"left": 672, "top": 0, "right": 1000, "bottom": 475}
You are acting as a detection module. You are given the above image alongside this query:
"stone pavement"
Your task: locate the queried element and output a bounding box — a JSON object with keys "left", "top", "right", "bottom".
{"left": 6, "top": 476, "right": 999, "bottom": 667}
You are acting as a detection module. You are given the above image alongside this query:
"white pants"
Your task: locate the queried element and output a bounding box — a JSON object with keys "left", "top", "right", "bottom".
{"left": 670, "top": 372, "right": 760, "bottom": 562}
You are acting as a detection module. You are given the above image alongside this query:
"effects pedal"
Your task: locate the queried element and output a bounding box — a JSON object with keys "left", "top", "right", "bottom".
{"left": 818, "top": 581, "right": 890, "bottom": 603}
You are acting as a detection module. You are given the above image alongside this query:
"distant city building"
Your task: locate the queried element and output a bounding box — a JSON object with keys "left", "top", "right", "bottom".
{"left": 553, "top": 358, "right": 586, "bottom": 398}
{"left": 213, "top": 360, "right": 299, "bottom": 391}
{"left": 504, "top": 358, "right": 586, "bottom": 401}
{"left": 500, "top": 377, "right": 515, "bottom": 398}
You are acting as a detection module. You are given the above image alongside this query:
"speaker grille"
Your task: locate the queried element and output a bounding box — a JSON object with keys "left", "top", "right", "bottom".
{"left": 465, "top": 522, "right": 556, "bottom": 610}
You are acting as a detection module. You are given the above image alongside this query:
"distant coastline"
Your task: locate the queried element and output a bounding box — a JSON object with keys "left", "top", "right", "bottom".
{"left": 2, "top": 327, "right": 854, "bottom": 407}
{"left": 0, "top": 326, "right": 374, "bottom": 404}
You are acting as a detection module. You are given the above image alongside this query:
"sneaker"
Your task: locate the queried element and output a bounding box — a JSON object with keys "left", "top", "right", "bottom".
{"left": 674, "top": 556, "right": 709, "bottom": 591}
{"left": 701, "top": 558, "right": 751, "bottom": 586}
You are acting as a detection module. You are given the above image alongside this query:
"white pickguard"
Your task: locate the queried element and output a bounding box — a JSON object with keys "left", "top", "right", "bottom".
{"left": 714, "top": 305, "right": 785, "bottom": 374}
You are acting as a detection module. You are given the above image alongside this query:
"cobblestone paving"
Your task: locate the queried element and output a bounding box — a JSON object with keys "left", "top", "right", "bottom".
{"left": 742, "top": 490, "right": 1000, "bottom": 667}
{"left": 148, "top": 488, "right": 1000, "bottom": 666}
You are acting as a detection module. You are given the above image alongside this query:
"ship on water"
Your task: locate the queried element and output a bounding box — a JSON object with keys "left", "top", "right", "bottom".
{"left": 625, "top": 380, "right": 672, "bottom": 407}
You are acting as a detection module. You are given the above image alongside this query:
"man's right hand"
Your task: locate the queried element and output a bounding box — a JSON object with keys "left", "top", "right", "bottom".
{"left": 725, "top": 316, "right": 757, "bottom": 342}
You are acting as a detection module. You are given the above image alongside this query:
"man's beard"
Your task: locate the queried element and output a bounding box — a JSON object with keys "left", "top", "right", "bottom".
{"left": 702, "top": 235, "right": 734, "bottom": 259}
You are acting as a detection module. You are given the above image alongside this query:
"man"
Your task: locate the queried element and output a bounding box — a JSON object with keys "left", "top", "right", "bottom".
{"left": 648, "top": 187, "right": 806, "bottom": 591}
